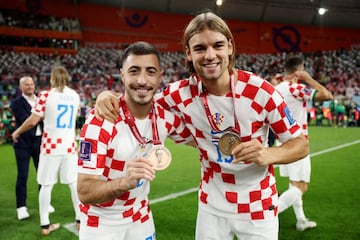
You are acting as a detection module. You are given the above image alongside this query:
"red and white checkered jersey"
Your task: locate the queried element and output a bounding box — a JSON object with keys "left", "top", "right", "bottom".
{"left": 275, "top": 81, "right": 316, "bottom": 138}
{"left": 78, "top": 102, "right": 192, "bottom": 227}
{"left": 155, "top": 69, "right": 302, "bottom": 220}
{"left": 33, "top": 86, "right": 80, "bottom": 155}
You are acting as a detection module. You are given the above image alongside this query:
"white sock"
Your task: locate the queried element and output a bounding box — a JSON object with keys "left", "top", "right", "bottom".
{"left": 39, "top": 184, "right": 54, "bottom": 226}
{"left": 278, "top": 185, "right": 302, "bottom": 213}
{"left": 293, "top": 196, "right": 307, "bottom": 221}
{"left": 68, "top": 182, "right": 81, "bottom": 220}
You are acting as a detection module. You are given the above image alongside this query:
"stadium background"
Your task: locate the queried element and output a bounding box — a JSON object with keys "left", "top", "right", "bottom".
{"left": 1, "top": 0, "right": 360, "bottom": 54}
{"left": 0, "top": 0, "right": 360, "bottom": 239}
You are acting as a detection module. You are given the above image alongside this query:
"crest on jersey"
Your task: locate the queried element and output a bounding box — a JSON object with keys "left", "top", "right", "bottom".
{"left": 212, "top": 112, "right": 224, "bottom": 128}
{"left": 138, "top": 136, "right": 150, "bottom": 152}
{"left": 79, "top": 141, "right": 91, "bottom": 161}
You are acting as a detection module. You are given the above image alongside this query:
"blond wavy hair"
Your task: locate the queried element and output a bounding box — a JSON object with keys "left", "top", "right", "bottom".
{"left": 50, "top": 66, "right": 70, "bottom": 92}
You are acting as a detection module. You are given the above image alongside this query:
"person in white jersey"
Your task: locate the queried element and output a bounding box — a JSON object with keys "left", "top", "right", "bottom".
{"left": 12, "top": 66, "right": 81, "bottom": 236}
{"left": 275, "top": 53, "right": 333, "bottom": 231}
{"left": 94, "top": 11, "right": 309, "bottom": 240}
{"left": 77, "top": 41, "right": 193, "bottom": 240}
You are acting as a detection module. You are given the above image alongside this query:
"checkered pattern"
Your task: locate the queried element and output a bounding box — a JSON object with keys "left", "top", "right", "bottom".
{"left": 78, "top": 103, "right": 192, "bottom": 227}
{"left": 275, "top": 81, "right": 316, "bottom": 138}
{"left": 155, "top": 69, "right": 302, "bottom": 220}
{"left": 33, "top": 87, "right": 80, "bottom": 155}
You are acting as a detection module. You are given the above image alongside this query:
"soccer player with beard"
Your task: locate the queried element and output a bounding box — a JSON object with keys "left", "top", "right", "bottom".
{"left": 94, "top": 12, "right": 309, "bottom": 239}
{"left": 77, "top": 41, "right": 193, "bottom": 240}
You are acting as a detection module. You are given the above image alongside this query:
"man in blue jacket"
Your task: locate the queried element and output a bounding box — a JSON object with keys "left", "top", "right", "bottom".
{"left": 10, "top": 76, "right": 43, "bottom": 220}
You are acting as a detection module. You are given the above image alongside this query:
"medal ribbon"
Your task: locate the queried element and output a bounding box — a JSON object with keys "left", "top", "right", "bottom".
{"left": 120, "top": 96, "right": 161, "bottom": 145}
{"left": 201, "top": 74, "right": 240, "bottom": 134}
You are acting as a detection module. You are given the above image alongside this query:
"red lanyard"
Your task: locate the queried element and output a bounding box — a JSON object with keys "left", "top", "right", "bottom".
{"left": 120, "top": 96, "right": 161, "bottom": 145}
{"left": 201, "top": 74, "right": 240, "bottom": 134}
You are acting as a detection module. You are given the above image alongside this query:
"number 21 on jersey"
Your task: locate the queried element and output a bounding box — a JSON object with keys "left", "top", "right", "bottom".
{"left": 57, "top": 104, "right": 75, "bottom": 129}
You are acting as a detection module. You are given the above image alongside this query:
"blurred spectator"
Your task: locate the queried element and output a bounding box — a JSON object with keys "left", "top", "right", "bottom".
{"left": 0, "top": 121, "right": 7, "bottom": 144}
{"left": 1, "top": 104, "right": 13, "bottom": 126}
{"left": 1, "top": 9, "right": 80, "bottom": 32}
{"left": 344, "top": 96, "right": 358, "bottom": 127}
{"left": 335, "top": 97, "right": 347, "bottom": 127}
{"left": 0, "top": 47, "right": 359, "bottom": 146}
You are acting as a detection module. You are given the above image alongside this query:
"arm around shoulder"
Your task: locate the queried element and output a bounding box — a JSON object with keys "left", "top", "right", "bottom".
{"left": 94, "top": 90, "right": 121, "bottom": 122}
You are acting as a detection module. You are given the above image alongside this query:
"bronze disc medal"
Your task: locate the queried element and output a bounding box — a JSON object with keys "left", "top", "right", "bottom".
{"left": 147, "top": 145, "right": 172, "bottom": 170}
{"left": 218, "top": 132, "right": 241, "bottom": 156}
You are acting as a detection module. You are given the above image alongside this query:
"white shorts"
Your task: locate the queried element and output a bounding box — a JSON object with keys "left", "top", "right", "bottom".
{"left": 79, "top": 211, "right": 156, "bottom": 240}
{"left": 196, "top": 208, "right": 278, "bottom": 240}
{"left": 279, "top": 155, "right": 311, "bottom": 183}
{"left": 37, "top": 153, "right": 78, "bottom": 185}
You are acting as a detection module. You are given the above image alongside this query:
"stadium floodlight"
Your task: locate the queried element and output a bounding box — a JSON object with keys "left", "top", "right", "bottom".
{"left": 318, "top": 7, "right": 327, "bottom": 15}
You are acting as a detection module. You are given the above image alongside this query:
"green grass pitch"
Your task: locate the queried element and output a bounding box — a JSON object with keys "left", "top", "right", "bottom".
{"left": 0, "top": 126, "right": 359, "bottom": 239}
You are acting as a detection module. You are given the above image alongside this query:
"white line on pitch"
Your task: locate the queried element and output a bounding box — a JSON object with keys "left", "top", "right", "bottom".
{"left": 148, "top": 139, "right": 360, "bottom": 205}
{"left": 64, "top": 139, "right": 360, "bottom": 235}
{"left": 150, "top": 187, "right": 198, "bottom": 204}
{"left": 310, "top": 139, "right": 360, "bottom": 157}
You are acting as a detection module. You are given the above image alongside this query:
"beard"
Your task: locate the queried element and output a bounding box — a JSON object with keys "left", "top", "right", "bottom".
{"left": 127, "top": 88, "right": 154, "bottom": 106}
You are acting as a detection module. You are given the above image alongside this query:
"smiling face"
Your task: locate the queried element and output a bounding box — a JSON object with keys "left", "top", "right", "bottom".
{"left": 19, "top": 77, "right": 35, "bottom": 97}
{"left": 185, "top": 29, "right": 233, "bottom": 82}
{"left": 121, "top": 54, "right": 162, "bottom": 107}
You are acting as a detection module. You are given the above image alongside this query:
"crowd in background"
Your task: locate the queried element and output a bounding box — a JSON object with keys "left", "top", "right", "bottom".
{"left": 1, "top": 47, "right": 359, "bottom": 145}
{"left": 0, "top": 8, "right": 81, "bottom": 32}
{"left": 0, "top": 8, "right": 80, "bottom": 51}
{"left": 1, "top": 8, "right": 360, "bottom": 144}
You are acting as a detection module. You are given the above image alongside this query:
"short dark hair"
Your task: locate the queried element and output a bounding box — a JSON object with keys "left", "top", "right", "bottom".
{"left": 122, "top": 41, "right": 161, "bottom": 67}
{"left": 284, "top": 53, "right": 304, "bottom": 74}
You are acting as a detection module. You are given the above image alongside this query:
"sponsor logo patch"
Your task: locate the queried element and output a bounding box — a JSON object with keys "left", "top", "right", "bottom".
{"left": 79, "top": 141, "right": 91, "bottom": 161}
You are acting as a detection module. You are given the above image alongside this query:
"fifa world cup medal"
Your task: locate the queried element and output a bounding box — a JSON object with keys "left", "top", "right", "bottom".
{"left": 147, "top": 145, "right": 172, "bottom": 170}
{"left": 218, "top": 132, "right": 241, "bottom": 156}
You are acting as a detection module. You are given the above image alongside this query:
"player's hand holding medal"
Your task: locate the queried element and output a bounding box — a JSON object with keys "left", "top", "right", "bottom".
{"left": 122, "top": 97, "right": 172, "bottom": 171}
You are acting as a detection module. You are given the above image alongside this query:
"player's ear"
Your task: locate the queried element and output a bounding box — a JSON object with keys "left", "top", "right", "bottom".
{"left": 185, "top": 46, "right": 192, "bottom": 62}
{"left": 120, "top": 69, "right": 125, "bottom": 84}
{"left": 228, "top": 39, "right": 234, "bottom": 56}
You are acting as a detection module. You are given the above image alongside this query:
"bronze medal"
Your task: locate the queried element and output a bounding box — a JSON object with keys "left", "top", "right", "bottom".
{"left": 201, "top": 75, "right": 242, "bottom": 157}
{"left": 218, "top": 132, "right": 241, "bottom": 156}
{"left": 147, "top": 145, "right": 172, "bottom": 170}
